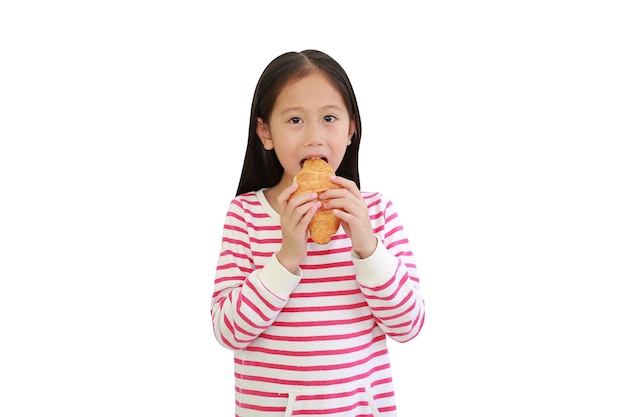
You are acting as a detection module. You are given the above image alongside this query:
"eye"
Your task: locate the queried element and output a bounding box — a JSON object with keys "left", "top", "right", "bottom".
{"left": 323, "top": 115, "right": 336, "bottom": 123}
{"left": 289, "top": 117, "right": 303, "bottom": 124}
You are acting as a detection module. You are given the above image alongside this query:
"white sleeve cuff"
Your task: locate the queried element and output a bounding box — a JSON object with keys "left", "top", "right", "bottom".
{"left": 257, "top": 253, "right": 302, "bottom": 301}
{"left": 351, "top": 237, "right": 397, "bottom": 287}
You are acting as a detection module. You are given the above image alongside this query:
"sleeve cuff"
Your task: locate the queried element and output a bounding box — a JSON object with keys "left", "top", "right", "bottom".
{"left": 351, "top": 237, "right": 397, "bottom": 287}
{"left": 258, "top": 253, "right": 302, "bottom": 301}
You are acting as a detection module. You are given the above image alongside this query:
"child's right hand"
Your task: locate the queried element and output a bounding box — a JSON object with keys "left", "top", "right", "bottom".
{"left": 275, "top": 183, "right": 321, "bottom": 273}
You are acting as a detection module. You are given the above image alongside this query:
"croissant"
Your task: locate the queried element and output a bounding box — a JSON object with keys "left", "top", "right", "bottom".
{"left": 291, "top": 158, "right": 341, "bottom": 244}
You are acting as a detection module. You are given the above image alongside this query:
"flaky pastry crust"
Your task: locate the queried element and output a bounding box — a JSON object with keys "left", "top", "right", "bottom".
{"left": 291, "top": 159, "right": 341, "bottom": 244}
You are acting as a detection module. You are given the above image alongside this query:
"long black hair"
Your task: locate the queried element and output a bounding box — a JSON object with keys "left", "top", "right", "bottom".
{"left": 235, "top": 50, "right": 363, "bottom": 197}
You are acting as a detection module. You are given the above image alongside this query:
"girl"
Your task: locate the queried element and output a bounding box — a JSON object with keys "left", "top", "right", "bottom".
{"left": 211, "top": 49, "right": 425, "bottom": 417}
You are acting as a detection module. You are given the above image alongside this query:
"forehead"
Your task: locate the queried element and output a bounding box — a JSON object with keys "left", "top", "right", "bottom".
{"left": 274, "top": 72, "right": 346, "bottom": 110}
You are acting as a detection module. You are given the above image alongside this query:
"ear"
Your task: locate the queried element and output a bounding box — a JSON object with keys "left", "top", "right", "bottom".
{"left": 256, "top": 117, "right": 274, "bottom": 150}
{"left": 348, "top": 119, "right": 356, "bottom": 145}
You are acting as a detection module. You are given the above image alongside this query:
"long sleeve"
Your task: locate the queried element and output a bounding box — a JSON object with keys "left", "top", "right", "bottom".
{"left": 211, "top": 197, "right": 301, "bottom": 351}
{"left": 352, "top": 195, "right": 425, "bottom": 342}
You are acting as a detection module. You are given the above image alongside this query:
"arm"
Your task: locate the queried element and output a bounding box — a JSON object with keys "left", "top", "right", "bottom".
{"left": 352, "top": 195, "right": 425, "bottom": 343}
{"left": 210, "top": 198, "right": 302, "bottom": 351}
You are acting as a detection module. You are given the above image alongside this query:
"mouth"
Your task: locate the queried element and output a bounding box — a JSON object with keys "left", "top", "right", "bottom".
{"left": 300, "top": 156, "right": 328, "bottom": 167}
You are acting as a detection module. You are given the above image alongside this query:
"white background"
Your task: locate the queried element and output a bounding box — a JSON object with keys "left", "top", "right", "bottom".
{"left": 1, "top": 1, "right": 625, "bottom": 416}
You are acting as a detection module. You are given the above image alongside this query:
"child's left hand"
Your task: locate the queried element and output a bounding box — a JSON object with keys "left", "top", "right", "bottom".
{"left": 319, "top": 175, "right": 378, "bottom": 258}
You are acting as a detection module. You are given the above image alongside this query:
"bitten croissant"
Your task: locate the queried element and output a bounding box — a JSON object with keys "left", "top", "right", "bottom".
{"left": 291, "top": 158, "right": 341, "bottom": 244}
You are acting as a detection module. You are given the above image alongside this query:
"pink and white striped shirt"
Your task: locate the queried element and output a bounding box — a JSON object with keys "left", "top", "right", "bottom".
{"left": 211, "top": 189, "right": 425, "bottom": 416}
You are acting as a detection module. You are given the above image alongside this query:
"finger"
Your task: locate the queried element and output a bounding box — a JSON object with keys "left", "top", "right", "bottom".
{"left": 279, "top": 188, "right": 318, "bottom": 216}
{"left": 332, "top": 207, "right": 352, "bottom": 223}
{"left": 283, "top": 200, "right": 320, "bottom": 231}
{"left": 287, "top": 193, "right": 319, "bottom": 219}
{"left": 324, "top": 196, "right": 352, "bottom": 211}
{"left": 279, "top": 184, "right": 318, "bottom": 207}
{"left": 329, "top": 175, "right": 359, "bottom": 192}
{"left": 320, "top": 188, "right": 353, "bottom": 201}
{"left": 292, "top": 200, "right": 320, "bottom": 220}
{"left": 276, "top": 183, "right": 299, "bottom": 207}
{"left": 321, "top": 187, "right": 365, "bottom": 211}
{"left": 325, "top": 200, "right": 363, "bottom": 221}
{"left": 299, "top": 201, "right": 321, "bottom": 227}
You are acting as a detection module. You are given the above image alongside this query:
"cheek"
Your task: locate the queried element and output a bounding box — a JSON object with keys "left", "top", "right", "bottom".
{"left": 330, "top": 150, "right": 348, "bottom": 171}
{"left": 273, "top": 145, "right": 300, "bottom": 171}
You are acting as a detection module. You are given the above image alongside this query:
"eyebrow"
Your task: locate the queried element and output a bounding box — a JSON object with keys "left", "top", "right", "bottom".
{"left": 279, "top": 105, "right": 345, "bottom": 116}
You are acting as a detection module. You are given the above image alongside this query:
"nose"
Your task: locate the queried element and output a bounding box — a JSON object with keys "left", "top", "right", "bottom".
{"left": 304, "top": 122, "right": 324, "bottom": 146}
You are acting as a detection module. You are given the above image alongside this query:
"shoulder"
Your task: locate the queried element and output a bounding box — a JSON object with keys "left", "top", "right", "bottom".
{"left": 232, "top": 191, "right": 262, "bottom": 208}
{"left": 360, "top": 190, "right": 394, "bottom": 210}
{"left": 223, "top": 191, "right": 264, "bottom": 220}
{"left": 361, "top": 191, "right": 405, "bottom": 226}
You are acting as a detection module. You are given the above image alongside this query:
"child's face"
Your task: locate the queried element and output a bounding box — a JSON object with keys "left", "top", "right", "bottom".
{"left": 256, "top": 71, "right": 355, "bottom": 182}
